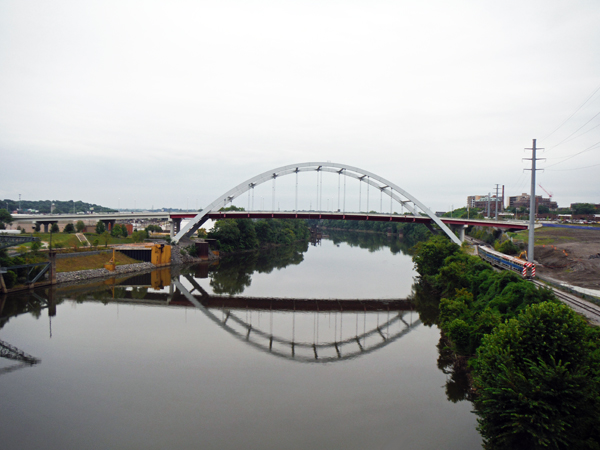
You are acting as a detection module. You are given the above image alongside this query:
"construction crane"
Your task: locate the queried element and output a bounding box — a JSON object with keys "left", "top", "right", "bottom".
{"left": 538, "top": 184, "right": 553, "bottom": 198}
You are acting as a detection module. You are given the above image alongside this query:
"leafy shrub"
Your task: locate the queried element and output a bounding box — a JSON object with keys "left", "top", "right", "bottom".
{"left": 131, "top": 230, "right": 148, "bottom": 243}
{"left": 473, "top": 302, "right": 600, "bottom": 449}
{"left": 494, "top": 239, "right": 519, "bottom": 255}
{"left": 95, "top": 221, "right": 106, "bottom": 234}
{"left": 3, "top": 270, "right": 17, "bottom": 289}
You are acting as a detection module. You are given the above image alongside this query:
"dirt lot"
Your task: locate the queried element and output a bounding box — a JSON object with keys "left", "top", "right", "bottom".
{"left": 516, "top": 226, "right": 600, "bottom": 289}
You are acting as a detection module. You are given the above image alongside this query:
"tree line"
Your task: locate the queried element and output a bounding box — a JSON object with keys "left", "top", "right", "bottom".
{"left": 2, "top": 199, "right": 116, "bottom": 214}
{"left": 207, "top": 207, "right": 311, "bottom": 253}
{"left": 309, "top": 217, "right": 431, "bottom": 246}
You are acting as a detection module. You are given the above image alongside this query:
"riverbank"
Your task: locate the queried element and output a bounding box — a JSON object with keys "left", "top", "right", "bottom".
{"left": 56, "top": 262, "right": 158, "bottom": 283}
{"left": 2, "top": 242, "right": 212, "bottom": 293}
{"left": 56, "top": 242, "right": 211, "bottom": 284}
{"left": 412, "top": 235, "right": 600, "bottom": 448}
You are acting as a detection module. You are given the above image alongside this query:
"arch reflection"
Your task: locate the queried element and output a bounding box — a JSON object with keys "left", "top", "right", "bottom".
{"left": 174, "top": 275, "right": 421, "bottom": 364}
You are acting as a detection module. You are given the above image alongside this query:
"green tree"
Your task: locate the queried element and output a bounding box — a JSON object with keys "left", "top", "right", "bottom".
{"left": 95, "top": 221, "right": 106, "bottom": 234}
{"left": 111, "top": 224, "right": 124, "bottom": 238}
{"left": 208, "top": 220, "right": 241, "bottom": 253}
{"left": 131, "top": 230, "right": 148, "bottom": 243}
{"left": 101, "top": 231, "right": 110, "bottom": 248}
{"left": 110, "top": 223, "right": 128, "bottom": 238}
{"left": 0, "top": 208, "right": 13, "bottom": 229}
{"left": 538, "top": 204, "right": 550, "bottom": 214}
{"left": 75, "top": 220, "right": 85, "bottom": 232}
{"left": 63, "top": 223, "right": 75, "bottom": 233}
{"left": 494, "top": 239, "right": 519, "bottom": 255}
{"left": 473, "top": 302, "right": 600, "bottom": 449}
{"left": 50, "top": 223, "right": 59, "bottom": 233}
{"left": 412, "top": 235, "right": 460, "bottom": 279}
{"left": 572, "top": 203, "right": 597, "bottom": 215}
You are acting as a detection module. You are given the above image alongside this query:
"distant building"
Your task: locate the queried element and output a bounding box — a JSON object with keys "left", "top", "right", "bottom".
{"left": 467, "top": 194, "right": 504, "bottom": 212}
{"left": 467, "top": 185, "right": 505, "bottom": 212}
{"left": 509, "top": 193, "right": 557, "bottom": 211}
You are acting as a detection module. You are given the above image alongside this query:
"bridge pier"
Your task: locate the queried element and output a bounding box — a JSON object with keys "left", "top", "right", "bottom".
{"left": 101, "top": 219, "right": 116, "bottom": 231}
{"left": 450, "top": 224, "right": 468, "bottom": 243}
{"left": 169, "top": 218, "right": 182, "bottom": 239}
{"left": 34, "top": 221, "right": 58, "bottom": 233}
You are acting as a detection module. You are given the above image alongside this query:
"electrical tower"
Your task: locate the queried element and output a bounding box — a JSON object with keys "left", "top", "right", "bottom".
{"left": 494, "top": 184, "right": 500, "bottom": 220}
{"left": 524, "top": 139, "right": 544, "bottom": 263}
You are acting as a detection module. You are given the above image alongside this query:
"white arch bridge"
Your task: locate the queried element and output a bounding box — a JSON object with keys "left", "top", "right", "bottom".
{"left": 174, "top": 162, "right": 468, "bottom": 245}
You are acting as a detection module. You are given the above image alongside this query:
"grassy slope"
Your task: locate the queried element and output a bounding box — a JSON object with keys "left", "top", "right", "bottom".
{"left": 56, "top": 252, "right": 141, "bottom": 272}
{"left": 15, "top": 232, "right": 136, "bottom": 249}
{"left": 511, "top": 227, "right": 580, "bottom": 245}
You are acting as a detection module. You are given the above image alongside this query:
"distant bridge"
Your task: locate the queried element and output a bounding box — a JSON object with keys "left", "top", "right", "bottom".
{"left": 11, "top": 211, "right": 172, "bottom": 233}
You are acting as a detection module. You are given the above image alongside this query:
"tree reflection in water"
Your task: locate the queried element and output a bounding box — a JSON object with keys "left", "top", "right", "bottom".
{"left": 411, "top": 279, "right": 473, "bottom": 403}
{"left": 208, "top": 241, "right": 309, "bottom": 295}
{"left": 327, "top": 230, "right": 414, "bottom": 255}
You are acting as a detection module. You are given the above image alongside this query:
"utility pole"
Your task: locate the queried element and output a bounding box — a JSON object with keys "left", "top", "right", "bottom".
{"left": 487, "top": 193, "right": 491, "bottom": 217}
{"left": 524, "top": 139, "right": 544, "bottom": 264}
{"left": 494, "top": 184, "right": 500, "bottom": 220}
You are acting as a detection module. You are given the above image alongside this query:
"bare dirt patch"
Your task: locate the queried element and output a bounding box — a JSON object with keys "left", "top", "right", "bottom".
{"left": 531, "top": 227, "right": 600, "bottom": 289}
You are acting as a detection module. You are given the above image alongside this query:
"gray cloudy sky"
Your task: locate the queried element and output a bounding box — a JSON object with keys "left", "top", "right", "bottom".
{"left": 1, "top": 0, "right": 599, "bottom": 212}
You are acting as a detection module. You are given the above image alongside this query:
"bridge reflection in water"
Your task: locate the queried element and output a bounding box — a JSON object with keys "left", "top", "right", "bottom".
{"left": 174, "top": 275, "right": 420, "bottom": 363}
{"left": 1, "top": 267, "right": 420, "bottom": 367}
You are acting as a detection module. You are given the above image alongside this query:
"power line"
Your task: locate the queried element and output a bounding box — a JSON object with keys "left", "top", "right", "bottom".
{"left": 547, "top": 162, "right": 600, "bottom": 171}
{"left": 548, "top": 110, "right": 600, "bottom": 149}
{"left": 544, "top": 141, "right": 600, "bottom": 168}
{"left": 542, "top": 80, "right": 600, "bottom": 141}
{"left": 547, "top": 121, "right": 600, "bottom": 148}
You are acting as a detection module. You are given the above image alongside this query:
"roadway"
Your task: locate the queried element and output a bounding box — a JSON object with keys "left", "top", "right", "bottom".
{"left": 12, "top": 210, "right": 529, "bottom": 230}
{"left": 11, "top": 211, "right": 529, "bottom": 240}
{"left": 12, "top": 212, "right": 173, "bottom": 222}
{"left": 206, "top": 210, "right": 530, "bottom": 231}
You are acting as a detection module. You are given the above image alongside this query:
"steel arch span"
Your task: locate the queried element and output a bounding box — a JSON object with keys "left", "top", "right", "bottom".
{"left": 172, "top": 162, "right": 461, "bottom": 245}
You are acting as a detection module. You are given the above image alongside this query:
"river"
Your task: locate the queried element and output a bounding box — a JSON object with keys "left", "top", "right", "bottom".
{"left": 0, "top": 232, "right": 481, "bottom": 449}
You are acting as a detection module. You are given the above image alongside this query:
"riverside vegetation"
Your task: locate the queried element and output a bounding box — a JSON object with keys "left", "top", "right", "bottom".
{"left": 412, "top": 235, "right": 600, "bottom": 449}
{"left": 207, "top": 207, "right": 311, "bottom": 253}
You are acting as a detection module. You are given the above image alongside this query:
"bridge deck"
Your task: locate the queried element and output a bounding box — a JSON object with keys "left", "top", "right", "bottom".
{"left": 11, "top": 211, "right": 529, "bottom": 231}
{"left": 207, "top": 211, "right": 529, "bottom": 230}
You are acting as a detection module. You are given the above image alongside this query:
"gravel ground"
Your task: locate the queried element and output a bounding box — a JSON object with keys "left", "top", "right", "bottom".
{"left": 56, "top": 262, "right": 157, "bottom": 283}
{"left": 534, "top": 227, "right": 600, "bottom": 290}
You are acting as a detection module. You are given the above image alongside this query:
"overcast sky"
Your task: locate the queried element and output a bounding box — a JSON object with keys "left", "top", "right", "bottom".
{"left": 1, "top": 0, "right": 599, "bottom": 212}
